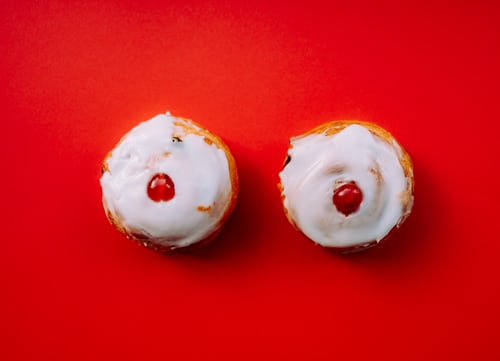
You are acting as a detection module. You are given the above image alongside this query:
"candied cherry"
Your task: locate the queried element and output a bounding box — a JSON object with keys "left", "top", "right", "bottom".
{"left": 147, "top": 173, "right": 175, "bottom": 202}
{"left": 333, "top": 182, "right": 363, "bottom": 216}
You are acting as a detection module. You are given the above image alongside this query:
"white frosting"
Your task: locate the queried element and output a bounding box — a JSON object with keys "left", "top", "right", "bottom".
{"left": 279, "top": 124, "right": 412, "bottom": 249}
{"left": 100, "top": 113, "right": 235, "bottom": 249}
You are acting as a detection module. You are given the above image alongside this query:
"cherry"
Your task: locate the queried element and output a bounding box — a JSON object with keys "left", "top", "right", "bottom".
{"left": 147, "top": 173, "right": 175, "bottom": 202}
{"left": 333, "top": 182, "right": 363, "bottom": 216}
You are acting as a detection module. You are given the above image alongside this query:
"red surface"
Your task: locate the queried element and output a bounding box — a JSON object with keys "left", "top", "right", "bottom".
{"left": 2, "top": 1, "right": 500, "bottom": 360}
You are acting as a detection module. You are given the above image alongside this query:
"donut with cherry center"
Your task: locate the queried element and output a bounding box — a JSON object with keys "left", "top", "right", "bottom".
{"left": 278, "top": 120, "right": 414, "bottom": 252}
{"left": 100, "top": 112, "right": 238, "bottom": 251}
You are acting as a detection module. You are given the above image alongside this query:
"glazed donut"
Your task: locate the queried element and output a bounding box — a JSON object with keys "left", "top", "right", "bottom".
{"left": 100, "top": 112, "right": 238, "bottom": 251}
{"left": 278, "top": 120, "right": 414, "bottom": 252}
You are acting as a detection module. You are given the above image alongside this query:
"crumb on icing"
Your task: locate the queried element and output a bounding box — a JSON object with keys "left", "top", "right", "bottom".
{"left": 197, "top": 205, "right": 212, "bottom": 212}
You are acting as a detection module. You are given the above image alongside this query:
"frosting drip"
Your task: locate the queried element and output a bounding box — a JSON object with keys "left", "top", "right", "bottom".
{"left": 279, "top": 124, "right": 412, "bottom": 248}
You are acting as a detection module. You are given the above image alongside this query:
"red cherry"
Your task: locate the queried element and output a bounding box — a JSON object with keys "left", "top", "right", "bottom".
{"left": 333, "top": 182, "right": 363, "bottom": 216}
{"left": 147, "top": 173, "right": 175, "bottom": 202}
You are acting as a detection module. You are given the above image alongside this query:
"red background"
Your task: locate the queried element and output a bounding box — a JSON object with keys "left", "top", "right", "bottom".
{"left": 2, "top": 0, "right": 500, "bottom": 359}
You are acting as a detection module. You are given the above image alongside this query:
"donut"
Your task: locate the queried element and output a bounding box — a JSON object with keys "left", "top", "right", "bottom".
{"left": 100, "top": 112, "right": 238, "bottom": 251}
{"left": 278, "top": 120, "right": 414, "bottom": 252}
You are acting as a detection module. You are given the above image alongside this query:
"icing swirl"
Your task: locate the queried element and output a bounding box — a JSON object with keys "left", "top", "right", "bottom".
{"left": 279, "top": 123, "right": 413, "bottom": 249}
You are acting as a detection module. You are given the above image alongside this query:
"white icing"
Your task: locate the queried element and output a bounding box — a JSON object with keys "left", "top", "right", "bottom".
{"left": 279, "top": 124, "right": 411, "bottom": 248}
{"left": 100, "top": 113, "right": 234, "bottom": 249}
